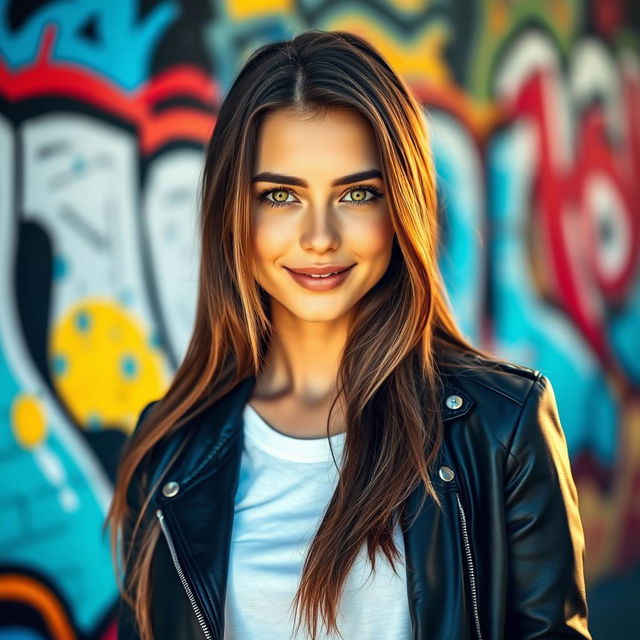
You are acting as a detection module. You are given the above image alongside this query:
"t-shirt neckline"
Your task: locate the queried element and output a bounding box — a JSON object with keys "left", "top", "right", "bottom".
{"left": 243, "top": 402, "right": 346, "bottom": 463}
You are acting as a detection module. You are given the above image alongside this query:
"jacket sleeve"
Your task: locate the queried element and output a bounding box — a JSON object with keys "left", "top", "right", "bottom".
{"left": 504, "top": 374, "right": 592, "bottom": 639}
{"left": 117, "top": 400, "right": 158, "bottom": 640}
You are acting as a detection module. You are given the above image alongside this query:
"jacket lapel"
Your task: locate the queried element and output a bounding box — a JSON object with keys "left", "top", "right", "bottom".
{"left": 401, "top": 383, "right": 475, "bottom": 639}
{"left": 150, "top": 374, "right": 257, "bottom": 639}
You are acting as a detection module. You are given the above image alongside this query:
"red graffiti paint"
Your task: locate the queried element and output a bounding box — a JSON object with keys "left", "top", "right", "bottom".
{"left": 0, "top": 25, "right": 218, "bottom": 153}
{"left": 509, "top": 68, "right": 640, "bottom": 365}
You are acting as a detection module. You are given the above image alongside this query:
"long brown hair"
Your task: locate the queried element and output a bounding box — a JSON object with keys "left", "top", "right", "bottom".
{"left": 105, "top": 29, "right": 509, "bottom": 640}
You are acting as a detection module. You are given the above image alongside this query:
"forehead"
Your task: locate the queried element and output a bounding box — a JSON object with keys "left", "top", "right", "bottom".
{"left": 254, "top": 107, "right": 379, "bottom": 175}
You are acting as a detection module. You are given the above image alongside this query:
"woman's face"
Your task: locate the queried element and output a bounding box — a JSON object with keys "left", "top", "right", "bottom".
{"left": 251, "top": 107, "right": 395, "bottom": 323}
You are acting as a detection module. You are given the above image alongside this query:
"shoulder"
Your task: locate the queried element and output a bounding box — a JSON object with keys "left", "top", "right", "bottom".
{"left": 438, "top": 350, "right": 552, "bottom": 452}
{"left": 124, "top": 399, "right": 161, "bottom": 506}
{"left": 439, "top": 350, "right": 541, "bottom": 405}
{"left": 440, "top": 354, "right": 590, "bottom": 636}
{"left": 128, "top": 400, "right": 162, "bottom": 450}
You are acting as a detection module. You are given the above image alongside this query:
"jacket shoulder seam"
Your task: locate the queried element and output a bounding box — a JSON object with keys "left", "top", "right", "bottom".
{"left": 504, "top": 372, "right": 544, "bottom": 467}
{"left": 475, "top": 375, "right": 540, "bottom": 459}
{"left": 463, "top": 376, "right": 528, "bottom": 406}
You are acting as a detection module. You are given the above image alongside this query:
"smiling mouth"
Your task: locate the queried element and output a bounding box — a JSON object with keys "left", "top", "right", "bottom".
{"left": 284, "top": 265, "right": 355, "bottom": 278}
{"left": 288, "top": 269, "right": 348, "bottom": 279}
{"left": 284, "top": 264, "right": 356, "bottom": 290}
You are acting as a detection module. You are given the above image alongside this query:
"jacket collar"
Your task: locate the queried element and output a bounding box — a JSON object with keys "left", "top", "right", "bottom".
{"left": 149, "top": 372, "right": 474, "bottom": 501}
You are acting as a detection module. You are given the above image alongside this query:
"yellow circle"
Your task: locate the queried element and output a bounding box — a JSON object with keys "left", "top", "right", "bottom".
{"left": 12, "top": 395, "right": 47, "bottom": 449}
{"left": 50, "top": 299, "right": 167, "bottom": 432}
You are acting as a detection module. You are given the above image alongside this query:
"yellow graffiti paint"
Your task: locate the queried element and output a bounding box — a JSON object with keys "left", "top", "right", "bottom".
{"left": 226, "top": 0, "right": 292, "bottom": 21}
{"left": 489, "top": 3, "right": 509, "bottom": 35}
{"left": 326, "top": 18, "right": 452, "bottom": 85}
{"left": 393, "top": 0, "right": 426, "bottom": 11}
{"left": 50, "top": 299, "right": 167, "bottom": 433}
{"left": 12, "top": 394, "right": 47, "bottom": 449}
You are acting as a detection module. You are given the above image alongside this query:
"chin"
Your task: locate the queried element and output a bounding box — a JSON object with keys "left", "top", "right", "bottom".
{"left": 285, "top": 302, "right": 352, "bottom": 322}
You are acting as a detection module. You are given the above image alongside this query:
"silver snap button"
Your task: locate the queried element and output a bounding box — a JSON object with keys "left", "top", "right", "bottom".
{"left": 445, "top": 394, "right": 463, "bottom": 410}
{"left": 438, "top": 466, "right": 455, "bottom": 482}
{"left": 162, "top": 481, "right": 180, "bottom": 498}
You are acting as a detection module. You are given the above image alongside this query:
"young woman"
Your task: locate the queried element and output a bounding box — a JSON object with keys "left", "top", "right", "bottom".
{"left": 106, "top": 30, "right": 592, "bottom": 640}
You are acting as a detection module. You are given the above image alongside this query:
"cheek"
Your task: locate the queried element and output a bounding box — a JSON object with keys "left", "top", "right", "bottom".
{"left": 350, "top": 215, "right": 395, "bottom": 258}
{"left": 252, "top": 215, "right": 290, "bottom": 263}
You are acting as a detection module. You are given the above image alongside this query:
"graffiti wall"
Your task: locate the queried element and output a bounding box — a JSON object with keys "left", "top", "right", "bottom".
{"left": 0, "top": 0, "right": 638, "bottom": 638}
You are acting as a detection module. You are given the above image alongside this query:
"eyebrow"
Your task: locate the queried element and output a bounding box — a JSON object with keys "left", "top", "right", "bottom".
{"left": 251, "top": 169, "right": 382, "bottom": 188}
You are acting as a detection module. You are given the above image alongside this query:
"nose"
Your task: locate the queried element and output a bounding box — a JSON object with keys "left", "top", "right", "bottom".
{"left": 300, "top": 205, "right": 340, "bottom": 253}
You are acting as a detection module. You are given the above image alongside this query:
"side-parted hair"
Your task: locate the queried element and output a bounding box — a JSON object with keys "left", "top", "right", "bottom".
{"left": 105, "top": 29, "right": 510, "bottom": 640}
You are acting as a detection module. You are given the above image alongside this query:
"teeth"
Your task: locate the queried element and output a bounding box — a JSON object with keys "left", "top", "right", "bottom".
{"left": 308, "top": 272, "right": 337, "bottom": 278}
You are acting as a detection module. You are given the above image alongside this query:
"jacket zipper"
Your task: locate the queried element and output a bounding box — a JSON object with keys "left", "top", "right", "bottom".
{"left": 455, "top": 493, "right": 483, "bottom": 640}
{"left": 156, "top": 508, "right": 213, "bottom": 640}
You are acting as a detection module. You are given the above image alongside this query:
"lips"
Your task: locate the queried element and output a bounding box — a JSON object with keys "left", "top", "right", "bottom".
{"left": 285, "top": 264, "right": 356, "bottom": 291}
{"left": 286, "top": 264, "right": 355, "bottom": 276}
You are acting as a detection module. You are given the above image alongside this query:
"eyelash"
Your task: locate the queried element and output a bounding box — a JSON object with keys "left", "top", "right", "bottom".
{"left": 256, "top": 184, "right": 384, "bottom": 209}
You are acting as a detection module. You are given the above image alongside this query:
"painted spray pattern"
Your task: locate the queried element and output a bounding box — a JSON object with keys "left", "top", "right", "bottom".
{"left": 0, "top": 0, "right": 638, "bottom": 637}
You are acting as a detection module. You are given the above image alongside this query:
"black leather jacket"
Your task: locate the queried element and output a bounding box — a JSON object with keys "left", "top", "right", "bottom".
{"left": 117, "top": 357, "right": 592, "bottom": 639}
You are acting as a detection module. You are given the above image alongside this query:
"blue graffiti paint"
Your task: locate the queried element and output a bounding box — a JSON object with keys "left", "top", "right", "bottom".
{"left": 52, "top": 253, "right": 68, "bottom": 280}
{"left": 149, "top": 329, "right": 162, "bottom": 348}
{"left": 52, "top": 353, "right": 67, "bottom": 375}
{"left": 0, "top": 627, "right": 45, "bottom": 639}
{"left": 74, "top": 309, "right": 91, "bottom": 332}
{"left": 72, "top": 154, "right": 87, "bottom": 175}
{"left": 609, "top": 274, "right": 640, "bottom": 385}
{"left": 118, "top": 288, "right": 134, "bottom": 306}
{"left": 486, "top": 125, "right": 618, "bottom": 465}
{"left": 120, "top": 353, "right": 138, "bottom": 378}
{"left": 0, "top": 350, "right": 117, "bottom": 633}
{"left": 0, "top": 0, "right": 180, "bottom": 89}
{"left": 87, "top": 411, "right": 102, "bottom": 431}
{"left": 429, "top": 110, "right": 485, "bottom": 344}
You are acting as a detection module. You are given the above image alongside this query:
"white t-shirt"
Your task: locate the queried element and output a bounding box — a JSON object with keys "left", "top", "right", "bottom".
{"left": 223, "top": 402, "right": 411, "bottom": 640}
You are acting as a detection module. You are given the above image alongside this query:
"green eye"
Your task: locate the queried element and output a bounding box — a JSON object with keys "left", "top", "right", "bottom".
{"left": 256, "top": 184, "right": 384, "bottom": 209}
{"left": 258, "top": 188, "right": 295, "bottom": 208}
{"left": 345, "top": 188, "right": 369, "bottom": 203}
{"left": 342, "top": 185, "right": 384, "bottom": 206}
